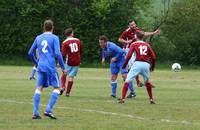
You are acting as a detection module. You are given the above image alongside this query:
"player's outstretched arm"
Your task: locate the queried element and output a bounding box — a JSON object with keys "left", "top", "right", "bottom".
{"left": 28, "top": 39, "right": 38, "bottom": 65}
{"left": 144, "top": 29, "right": 160, "bottom": 37}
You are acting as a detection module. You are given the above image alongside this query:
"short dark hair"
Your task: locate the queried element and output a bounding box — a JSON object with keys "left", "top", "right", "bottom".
{"left": 65, "top": 28, "right": 73, "bottom": 36}
{"left": 136, "top": 31, "right": 145, "bottom": 40}
{"left": 99, "top": 35, "right": 108, "bottom": 42}
{"left": 43, "top": 19, "right": 53, "bottom": 31}
{"left": 128, "top": 19, "right": 133, "bottom": 24}
{"left": 127, "top": 19, "right": 137, "bottom": 25}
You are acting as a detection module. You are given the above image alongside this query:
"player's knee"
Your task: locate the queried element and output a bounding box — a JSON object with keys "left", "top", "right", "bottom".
{"left": 35, "top": 88, "right": 42, "bottom": 94}
{"left": 69, "top": 77, "right": 74, "bottom": 81}
{"left": 53, "top": 89, "right": 60, "bottom": 94}
{"left": 111, "top": 80, "right": 117, "bottom": 84}
{"left": 111, "top": 75, "right": 117, "bottom": 81}
{"left": 125, "top": 80, "right": 131, "bottom": 84}
{"left": 122, "top": 75, "right": 127, "bottom": 81}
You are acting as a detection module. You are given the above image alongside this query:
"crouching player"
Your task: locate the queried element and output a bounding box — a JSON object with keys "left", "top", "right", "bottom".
{"left": 99, "top": 35, "right": 136, "bottom": 98}
{"left": 119, "top": 31, "right": 156, "bottom": 104}
{"left": 28, "top": 19, "right": 66, "bottom": 119}
{"left": 60, "top": 28, "right": 82, "bottom": 96}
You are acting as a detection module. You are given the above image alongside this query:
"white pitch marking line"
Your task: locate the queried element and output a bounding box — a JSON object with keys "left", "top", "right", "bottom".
{"left": 0, "top": 99, "right": 200, "bottom": 125}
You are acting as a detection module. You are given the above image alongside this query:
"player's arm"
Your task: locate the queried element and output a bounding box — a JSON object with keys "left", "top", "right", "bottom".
{"left": 144, "top": 29, "right": 160, "bottom": 37}
{"left": 112, "top": 45, "right": 123, "bottom": 62}
{"left": 122, "top": 45, "right": 134, "bottom": 68}
{"left": 54, "top": 37, "right": 66, "bottom": 71}
{"left": 28, "top": 38, "right": 38, "bottom": 65}
{"left": 61, "top": 42, "right": 67, "bottom": 63}
{"left": 148, "top": 45, "right": 156, "bottom": 71}
{"left": 101, "top": 49, "right": 106, "bottom": 66}
{"left": 118, "top": 31, "right": 132, "bottom": 44}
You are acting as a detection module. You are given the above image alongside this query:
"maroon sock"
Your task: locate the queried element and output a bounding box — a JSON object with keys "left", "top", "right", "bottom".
{"left": 145, "top": 81, "right": 153, "bottom": 99}
{"left": 66, "top": 81, "right": 73, "bottom": 95}
{"left": 135, "top": 75, "right": 140, "bottom": 85}
{"left": 61, "top": 74, "right": 66, "bottom": 89}
{"left": 122, "top": 82, "right": 129, "bottom": 99}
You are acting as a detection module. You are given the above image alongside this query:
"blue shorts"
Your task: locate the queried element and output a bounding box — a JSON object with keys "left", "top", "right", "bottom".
{"left": 110, "top": 56, "right": 128, "bottom": 75}
{"left": 66, "top": 64, "right": 79, "bottom": 77}
{"left": 126, "top": 61, "right": 150, "bottom": 82}
{"left": 37, "top": 71, "right": 60, "bottom": 88}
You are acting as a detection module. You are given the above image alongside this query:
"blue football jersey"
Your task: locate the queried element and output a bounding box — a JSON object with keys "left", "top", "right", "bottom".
{"left": 28, "top": 32, "right": 65, "bottom": 73}
{"left": 102, "top": 41, "right": 124, "bottom": 61}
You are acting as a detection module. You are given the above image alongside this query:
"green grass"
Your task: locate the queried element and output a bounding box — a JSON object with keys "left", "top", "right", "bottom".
{"left": 0, "top": 66, "right": 200, "bottom": 130}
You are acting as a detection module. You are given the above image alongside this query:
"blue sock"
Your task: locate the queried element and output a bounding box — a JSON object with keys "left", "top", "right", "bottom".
{"left": 45, "top": 90, "right": 59, "bottom": 113}
{"left": 129, "top": 82, "right": 135, "bottom": 94}
{"left": 111, "top": 81, "right": 117, "bottom": 96}
{"left": 31, "top": 68, "right": 36, "bottom": 78}
{"left": 33, "top": 92, "right": 40, "bottom": 116}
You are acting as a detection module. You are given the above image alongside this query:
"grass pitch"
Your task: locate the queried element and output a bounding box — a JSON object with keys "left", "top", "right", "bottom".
{"left": 0, "top": 66, "right": 200, "bottom": 130}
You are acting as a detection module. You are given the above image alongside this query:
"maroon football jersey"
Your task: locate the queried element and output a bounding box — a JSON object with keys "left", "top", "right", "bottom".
{"left": 62, "top": 37, "right": 82, "bottom": 66}
{"left": 119, "top": 27, "right": 141, "bottom": 48}
{"left": 123, "top": 41, "right": 156, "bottom": 70}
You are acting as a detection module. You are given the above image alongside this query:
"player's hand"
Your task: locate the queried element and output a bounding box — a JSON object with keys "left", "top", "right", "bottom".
{"left": 34, "top": 64, "right": 38, "bottom": 68}
{"left": 101, "top": 58, "right": 105, "bottom": 67}
{"left": 126, "top": 40, "right": 132, "bottom": 44}
{"left": 154, "top": 29, "right": 160, "bottom": 35}
{"left": 150, "top": 67, "right": 154, "bottom": 72}
{"left": 111, "top": 57, "right": 116, "bottom": 63}
{"left": 122, "top": 64, "right": 126, "bottom": 69}
{"left": 62, "top": 69, "right": 67, "bottom": 75}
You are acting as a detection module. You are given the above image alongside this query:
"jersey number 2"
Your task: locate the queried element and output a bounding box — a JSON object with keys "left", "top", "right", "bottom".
{"left": 138, "top": 45, "right": 147, "bottom": 55}
{"left": 41, "top": 40, "right": 48, "bottom": 53}
{"left": 69, "top": 43, "right": 78, "bottom": 53}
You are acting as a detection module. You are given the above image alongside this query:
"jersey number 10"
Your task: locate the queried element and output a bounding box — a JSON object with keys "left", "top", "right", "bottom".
{"left": 69, "top": 43, "right": 78, "bottom": 53}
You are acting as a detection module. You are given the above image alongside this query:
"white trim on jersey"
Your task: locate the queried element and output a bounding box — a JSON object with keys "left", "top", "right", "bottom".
{"left": 132, "top": 40, "right": 146, "bottom": 44}
{"left": 43, "top": 32, "right": 52, "bottom": 34}
{"left": 63, "top": 37, "right": 79, "bottom": 43}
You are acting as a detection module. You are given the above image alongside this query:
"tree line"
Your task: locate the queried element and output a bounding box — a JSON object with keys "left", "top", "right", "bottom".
{"left": 0, "top": 0, "right": 199, "bottom": 65}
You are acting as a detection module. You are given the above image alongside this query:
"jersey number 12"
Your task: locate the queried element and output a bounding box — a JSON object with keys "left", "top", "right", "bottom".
{"left": 138, "top": 45, "right": 147, "bottom": 55}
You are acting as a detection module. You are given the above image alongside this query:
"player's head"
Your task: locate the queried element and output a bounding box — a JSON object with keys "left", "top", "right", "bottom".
{"left": 136, "top": 31, "right": 145, "bottom": 40}
{"left": 99, "top": 35, "right": 108, "bottom": 48}
{"left": 65, "top": 28, "right": 74, "bottom": 37}
{"left": 43, "top": 19, "right": 54, "bottom": 32}
{"left": 128, "top": 19, "right": 136, "bottom": 30}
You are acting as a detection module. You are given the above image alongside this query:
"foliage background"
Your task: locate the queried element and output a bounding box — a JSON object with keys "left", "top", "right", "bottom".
{"left": 0, "top": 0, "right": 199, "bottom": 65}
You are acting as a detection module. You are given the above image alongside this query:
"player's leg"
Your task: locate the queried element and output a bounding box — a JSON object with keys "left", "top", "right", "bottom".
{"left": 110, "top": 62, "right": 119, "bottom": 98}
{"left": 44, "top": 88, "right": 60, "bottom": 119}
{"left": 60, "top": 64, "right": 68, "bottom": 95}
{"left": 65, "top": 66, "right": 79, "bottom": 97}
{"left": 66, "top": 76, "right": 74, "bottom": 96}
{"left": 119, "top": 62, "right": 140, "bottom": 103}
{"left": 30, "top": 66, "right": 37, "bottom": 80}
{"left": 32, "top": 71, "right": 46, "bottom": 119}
{"left": 60, "top": 73, "right": 67, "bottom": 93}
{"left": 141, "top": 62, "right": 155, "bottom": 104}
{"left": 110, "top": 74, "right": 118, "bottom": 98}
{"left": 44, "top": 72, "right": 60, "bottom": 119}
{"left": 121, "top": 58, "right": 136, "bottom": 98}
{"left": 135, "top": 75, "right": 144, "bottom": 87}
{"left": 121, "top": 73, "right": 136, "bottom": 98}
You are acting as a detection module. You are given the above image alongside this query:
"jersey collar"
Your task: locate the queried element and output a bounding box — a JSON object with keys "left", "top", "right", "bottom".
{"left": 43, "top": 32, "right": 52, "bottom": 34}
